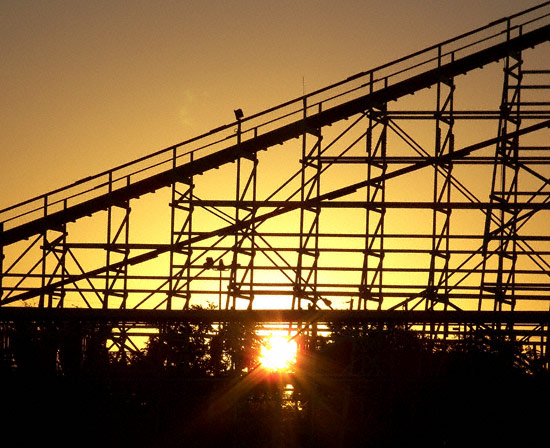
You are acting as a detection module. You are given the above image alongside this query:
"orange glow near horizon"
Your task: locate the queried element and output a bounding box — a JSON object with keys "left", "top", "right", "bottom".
{"left": 259, "top": 335, "right": 298, "bottom": 372}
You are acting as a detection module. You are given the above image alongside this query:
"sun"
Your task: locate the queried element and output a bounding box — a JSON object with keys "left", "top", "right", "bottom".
{"left": 259, "top": 335, "right": 298, "bottom": 372}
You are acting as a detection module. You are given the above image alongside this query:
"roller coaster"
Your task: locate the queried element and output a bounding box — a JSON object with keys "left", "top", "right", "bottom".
{"left": 2, "top": 3, "right": 550, "bottom": 361}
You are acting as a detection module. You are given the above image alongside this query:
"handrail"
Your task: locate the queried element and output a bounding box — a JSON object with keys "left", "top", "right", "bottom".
{"left": 1, "top": 2, "right": 549, "bottom": 239}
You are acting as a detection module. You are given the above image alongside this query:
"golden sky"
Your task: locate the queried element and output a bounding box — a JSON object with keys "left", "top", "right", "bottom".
{"left": 0, "top": 0, "right": 542, "bottom": 208}
{"left": 2, "top": 0, "right": 550, "bottom": 314}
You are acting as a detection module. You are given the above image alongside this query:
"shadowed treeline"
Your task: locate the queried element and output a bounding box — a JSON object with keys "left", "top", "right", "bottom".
{"left": 299, "top": 323, "right": 550, "bottom": 447}
{"left": 1, "top": 316, "right": 549, "bottom": 447}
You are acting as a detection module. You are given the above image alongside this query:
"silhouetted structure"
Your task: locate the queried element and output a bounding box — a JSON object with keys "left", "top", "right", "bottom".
{"left": 2, "top": 3, "right": 550, "bottom": 446}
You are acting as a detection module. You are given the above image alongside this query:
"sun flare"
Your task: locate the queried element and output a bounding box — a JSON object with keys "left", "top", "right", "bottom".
{"left": 259, "top": 335, "right": 298, "bottom": 371}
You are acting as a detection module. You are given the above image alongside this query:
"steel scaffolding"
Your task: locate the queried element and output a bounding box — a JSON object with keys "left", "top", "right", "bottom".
{"left": 2, "top": 3, "right": 550, "bottom": 359}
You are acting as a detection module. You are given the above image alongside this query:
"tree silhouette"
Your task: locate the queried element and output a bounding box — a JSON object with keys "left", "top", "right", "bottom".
{"left": 1, "top": 317, "right": 549, "bottom": 447}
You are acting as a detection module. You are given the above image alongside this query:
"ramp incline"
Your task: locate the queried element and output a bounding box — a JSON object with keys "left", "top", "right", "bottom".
{"left": 1, "top": 3, "right": 550, "bottom": 249}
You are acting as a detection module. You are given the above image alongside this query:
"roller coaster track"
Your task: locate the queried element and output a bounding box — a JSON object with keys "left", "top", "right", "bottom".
{"left": 2, "top": 5, "right": 550, "bottom": 247}
{"left": 2, "top": 3, "right": 550, "bottom": 353}
{"left": 3, "top": 119, "right": 549, "bottom": 305}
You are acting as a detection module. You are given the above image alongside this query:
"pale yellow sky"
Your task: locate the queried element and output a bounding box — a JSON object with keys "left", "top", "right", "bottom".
{"left": 1, "top": 0, "right": 544, "bottom": 208}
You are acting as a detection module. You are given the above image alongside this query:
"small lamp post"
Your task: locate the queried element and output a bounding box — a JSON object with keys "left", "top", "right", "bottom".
{"left": 204, "top": 257, "right": 229, "bottom": 310}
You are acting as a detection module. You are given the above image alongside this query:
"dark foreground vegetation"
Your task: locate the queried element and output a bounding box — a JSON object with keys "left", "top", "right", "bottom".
{"left": 1, "top": 317, "right": 549, "bottom": 447}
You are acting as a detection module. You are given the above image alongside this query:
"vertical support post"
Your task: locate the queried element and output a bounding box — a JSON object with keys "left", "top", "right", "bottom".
{"left": 35, "top": 195, "right": 69, "bottom": 309}
{"left": 169, "top": 150, "right": 195, "bottom": 310}
{"left": 427, "top": 53, "right": 454, "bottom": 343}
{"left": 293, "top": 98, "right": 322, "bottom": 310}
{"left": 122, "top": 184, "right": 130, "bottom": 309}
{"left": 48, "top": 199, "right": 68, "bottom": 308}
{"left": 104, "top": 173, "right": 113, "bottom": 310}
{"left": 359, "top": 74, "right": 387, "bottom": 310}
{"left": 229, "top": 118, "right": 242, "bottom": 310}
{"left": 104, "top": 172, "right": 131, "bottom": 310}
{"left": 39, "top": 195, "right": 48, "bottom": 308}
{"left": 228, "top": 121, "right": 258, "bottom": 310}
{"left": 480, "top": 23, "right": 522, "bottom": 313}
{"left": 57, "top": 202, "right": 67, "bottom": 308}
{"left": 427, "top": 47, "right": 455, "bottom": 320}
